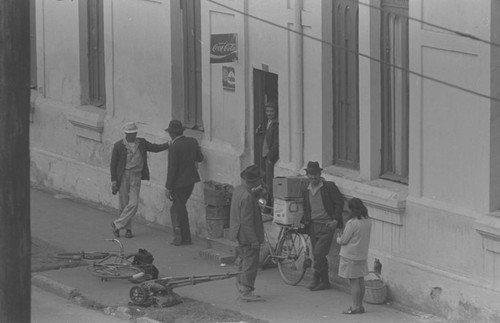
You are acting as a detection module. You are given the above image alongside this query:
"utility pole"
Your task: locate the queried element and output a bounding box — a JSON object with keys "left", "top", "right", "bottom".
{"left": 0, "top": 0, "right": 31, "bottom": 322}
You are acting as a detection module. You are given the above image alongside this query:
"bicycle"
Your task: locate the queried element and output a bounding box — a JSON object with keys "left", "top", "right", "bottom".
{"left": 55, "top": 238, "right": 146, "bottom": 281}
{"left": 258, "top": 198, "right": 312, "bottom": 286}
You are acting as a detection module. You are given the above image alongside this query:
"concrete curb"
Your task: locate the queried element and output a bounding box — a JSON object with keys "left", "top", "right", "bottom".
{"left": 32, "top": 274, "right": 81, "bottom": 299}
{"left": 32, "top": 274, "right": 162, "bottom": 323}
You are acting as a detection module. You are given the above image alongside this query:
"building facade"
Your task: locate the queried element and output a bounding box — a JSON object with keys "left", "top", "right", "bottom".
{"left": 30, "top": 0, "right": 500, "bottom": 320}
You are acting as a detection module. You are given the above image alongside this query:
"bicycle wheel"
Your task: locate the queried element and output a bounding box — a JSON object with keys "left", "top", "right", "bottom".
{"left": 55, "top": 251, "right": 109, "bottom": 260}
{"left": 276, "top": 230, "right": 309, "bottom": 285}
{"left": 87, "top": 264, "right": 144, "bottom": 280}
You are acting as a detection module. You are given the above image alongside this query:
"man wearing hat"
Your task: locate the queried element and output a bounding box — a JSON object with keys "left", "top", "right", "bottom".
{"left": 301, "top": 161, "right": 345, "bottom": 291}
{"left": 164, "top": 120, "right": 204, "bottom": 246}
{"left": 110, "top": 122, "right": 170, "bottom": 238}
{"left": 229, "top": 165, "right": 266, "bottom": 302}
{"left": 255, "top": 100, "right": 279, "bottom": 213}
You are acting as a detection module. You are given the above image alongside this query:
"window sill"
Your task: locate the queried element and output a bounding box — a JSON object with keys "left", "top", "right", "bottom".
{"left": 474, "top": 212, "right": 500, "bottom": 253}
{"left": 321, "top": 167, "right": 407, "bottom": 226}
{"left": 67, "top": 105, "right": 106, "bottom": 142}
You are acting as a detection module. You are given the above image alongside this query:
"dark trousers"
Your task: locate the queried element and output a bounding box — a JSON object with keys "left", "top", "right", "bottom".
{"left": 261, "top": 157, "right": 275, "bottom": 208}
{"left": 237, "top": 245, "right": 261, "bottom": 291}
{"left": 309, "top": 222, "right": 334, "bottom": 275}
{"left": 170, "top": 184, "right": 194, "bottom": 243}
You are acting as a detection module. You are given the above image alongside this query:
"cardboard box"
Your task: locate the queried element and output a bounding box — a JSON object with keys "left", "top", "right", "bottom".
{"left": 273, "top": 198, "right": 304, "bottom": 226}
{"left": 273, "top": 176, "right": 309, "bottom": 199}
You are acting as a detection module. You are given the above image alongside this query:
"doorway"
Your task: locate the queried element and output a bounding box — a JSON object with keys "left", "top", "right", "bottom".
{"left": 253, "top": 69, "right": 278, "bottom": 169}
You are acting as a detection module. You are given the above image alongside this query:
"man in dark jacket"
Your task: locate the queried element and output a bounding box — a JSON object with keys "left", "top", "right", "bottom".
{"left": 301, "top": 161, "right": 345, "bottom": 291}
{"left": 229, "top": 165, "right": 265, "bottom": 302}
{"left": 110, "top": 122, "right": 169, "bottom": 238}
{"left": 255, "top": 100, "right": 279, "bottom": 212}
{"left": 165, "top": 120, "right": 204, "bottom": 246}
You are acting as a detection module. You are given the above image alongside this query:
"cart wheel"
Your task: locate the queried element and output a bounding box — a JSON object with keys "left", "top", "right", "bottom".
{"left": 130, "top": 286, "right": 149, "bottom": 305}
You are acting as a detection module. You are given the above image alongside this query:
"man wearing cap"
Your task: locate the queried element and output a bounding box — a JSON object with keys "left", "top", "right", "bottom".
{"left": 301, "top": 161, "right": 345, "bottom": 291}
{"left": 110, "top": 122, "right": 170, "bottom": 238}
{"left": 164, "top": 120, "right": 204, "bottom": 246}
{"left": 229, "top": 165, "right": 265, "bottom": 302}
{"left": 255, "top": 100, "right": 279, "bottom": 213}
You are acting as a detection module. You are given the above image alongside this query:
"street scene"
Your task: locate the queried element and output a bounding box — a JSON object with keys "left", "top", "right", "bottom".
{"left": 1, "top": 0, "right": 500, "bottom": 322}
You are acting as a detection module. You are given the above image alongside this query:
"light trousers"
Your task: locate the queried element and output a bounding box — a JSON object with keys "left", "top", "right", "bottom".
{"left": 114, "top": 170, "right": 142, "bottom": 230}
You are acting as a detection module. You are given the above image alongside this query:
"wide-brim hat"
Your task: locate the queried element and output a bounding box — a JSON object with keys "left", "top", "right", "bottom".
{"left": 240, "top": 165, "right": 263, "bottom": 182}
{"left": 165, "top": 120, "right": 185, "bottom": 133}
{"left": 304, "top": 161, "right": 323, "bottom": 174}
{"left": 123, "top": 122, "right": 138, "bottom": 133}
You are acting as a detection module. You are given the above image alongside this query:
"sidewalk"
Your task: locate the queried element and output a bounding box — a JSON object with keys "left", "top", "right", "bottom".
{"left": 31, "top": 188, "right": 444, "bottom": 323}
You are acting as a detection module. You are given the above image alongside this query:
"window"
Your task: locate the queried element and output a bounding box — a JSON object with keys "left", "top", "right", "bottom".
{"left": 80, "top": 0, "right": 105, "bottom": 107}
{"left": 333, "top": 0, "right": 359, "bottom": 169}
{"left": 380, "top": 0, "right": 409, "bottom": 183}
{"left": 181, "top": 0, "right": 203, "bottom": 130}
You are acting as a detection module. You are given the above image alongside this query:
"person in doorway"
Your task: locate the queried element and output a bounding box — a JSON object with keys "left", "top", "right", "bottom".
{"left": 255, "top": 100, "right": 279, "bottom": 213}
{"left": 229, "top": 165, "right": 266, "bottom": 302}
{"left": 110, "top": 122, "right": 169, "bottom": 238}
{"left": 337, "top": 197, "right": 372, "bottom": 315}
{"left": 164, "top": 120, "right": 204, "bottom": 246}
{"left": 301, "top": 161, "right": 345, "bottom": 291}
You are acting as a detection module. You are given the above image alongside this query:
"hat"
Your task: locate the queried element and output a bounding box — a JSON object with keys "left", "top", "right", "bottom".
{"left": 264, "top": 99, "right": 278, "bottom": 109}
{"left": 123, "top": 122, "right": 138, "bottom": 133}
{"left": 165, "top": 120, "right": 185, "bottom": 133}
{"left": 304, "top": 161, "right": 323, "bottom": 174}
{"left": 240, "top": 165, "right": 263, "bottom": 182}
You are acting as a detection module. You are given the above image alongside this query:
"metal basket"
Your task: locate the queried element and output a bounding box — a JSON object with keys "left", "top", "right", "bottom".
{"left": 364, "top": 271, "right": 387, "bottom": 304}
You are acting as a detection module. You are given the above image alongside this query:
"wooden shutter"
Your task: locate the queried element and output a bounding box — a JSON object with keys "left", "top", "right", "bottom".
{"left": 333, "top": 0, "right": 359, "bottom": 169}
{"left": 182, "top": 0, "right": 203, "bottom": 130}
{"left": 88, "top": 0, "right": 105, "bottom": 107}
{"left": 381, "top": 0, "right": 409, "bottom": 183}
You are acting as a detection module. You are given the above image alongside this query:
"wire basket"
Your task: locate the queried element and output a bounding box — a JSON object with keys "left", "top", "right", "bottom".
{"left": 364, "top": 271, "right": 387, "bottom": 304}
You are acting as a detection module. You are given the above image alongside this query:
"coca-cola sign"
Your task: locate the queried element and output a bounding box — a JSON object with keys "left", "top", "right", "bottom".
{"left": 211, "top": 33, "right": 238, "bottom": 63}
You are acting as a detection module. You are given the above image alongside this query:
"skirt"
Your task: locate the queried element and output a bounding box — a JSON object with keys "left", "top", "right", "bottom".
{"left": 338, "top": 256, "right": 368, "bottom": 279}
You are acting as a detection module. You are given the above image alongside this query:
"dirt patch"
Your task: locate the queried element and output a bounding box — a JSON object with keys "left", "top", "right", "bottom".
{"left": 31, "top": 237, "right": 86, "bottom": 272}
{"left": 129, "top": 299, "right": 268, "bottom": 323}
{"left": 31, "top": 236, "right": 268, "bottom": 323}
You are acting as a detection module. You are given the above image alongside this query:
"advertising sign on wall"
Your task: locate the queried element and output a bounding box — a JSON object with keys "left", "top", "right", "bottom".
{"left": 211, "top": 33, "right": 238, "bottom": 63}
{"left": 222, "top": 66, "right": 235, "bottom": 91}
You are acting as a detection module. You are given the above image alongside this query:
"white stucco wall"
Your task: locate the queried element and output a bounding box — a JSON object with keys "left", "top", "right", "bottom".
{"left": 30, "top": 0, "right": 500, "bottom": 320}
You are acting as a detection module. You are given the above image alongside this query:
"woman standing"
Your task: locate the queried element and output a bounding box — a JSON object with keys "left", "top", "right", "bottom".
{"left": 336, "top": 197, "right": 372, "bottom": 314}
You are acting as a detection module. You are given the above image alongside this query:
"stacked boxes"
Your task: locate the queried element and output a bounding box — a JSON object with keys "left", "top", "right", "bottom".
{"left": 272, "top": 176, "right": 309, "bottom": 225}
{"left": 204, "top": 181, "right": 233, "bottom": 238}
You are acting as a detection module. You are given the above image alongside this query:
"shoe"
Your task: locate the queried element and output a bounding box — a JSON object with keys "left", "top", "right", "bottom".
{"left": 310, "top": 281, "right": 331, "bottom": 291}
{"left": 308, "top": 273, "right": 320, "bottom": 290}
{"left": 170, "top": 240, "right": 181, "bottom": 246}
{"left": 239, "top": 292, "right": 266, "bottom": 302}
{"left": 342, "top": 307, "right": 364, "bottom": 314}
{"left": 181, "top": 241, "right": 192, "bottom": 245}
{"left": 111, "top": 222, "right": 120, "bottom": 238}
{"left": 125, "top": 230, "right": 133, "bottom": 238}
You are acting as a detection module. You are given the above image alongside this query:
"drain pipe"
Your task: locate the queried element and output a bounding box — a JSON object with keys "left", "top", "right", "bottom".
{"left": 293, "top": 0, "right": 304, "bottom": 171}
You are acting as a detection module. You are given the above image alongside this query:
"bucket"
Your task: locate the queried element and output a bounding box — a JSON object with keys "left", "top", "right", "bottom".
{"left": 206, "top": 205, "right": 230, "bottom": 238}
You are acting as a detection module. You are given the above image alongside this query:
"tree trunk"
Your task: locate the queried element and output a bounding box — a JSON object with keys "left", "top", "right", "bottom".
{"left": 0, "top": 0, "right": 31, "bottom": 322}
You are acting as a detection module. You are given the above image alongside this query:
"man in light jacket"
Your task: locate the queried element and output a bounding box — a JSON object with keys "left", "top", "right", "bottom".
{"left": 110, "top": 122, "right": 169, "bottom": 238}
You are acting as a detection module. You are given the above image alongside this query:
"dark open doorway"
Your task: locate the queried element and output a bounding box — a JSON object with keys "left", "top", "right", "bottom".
{"left": 253, "top": 69, "right": 278, "bottom": 170}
